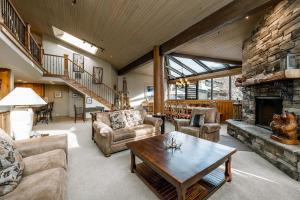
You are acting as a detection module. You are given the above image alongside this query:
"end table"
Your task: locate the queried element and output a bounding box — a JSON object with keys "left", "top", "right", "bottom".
{"left": 152, "top": 114, "right": 166, "bottom": 134}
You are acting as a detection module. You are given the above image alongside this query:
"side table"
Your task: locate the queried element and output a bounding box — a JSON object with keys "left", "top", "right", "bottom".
{"left": 152, "top": 114, "right": 166, "bottom": 134}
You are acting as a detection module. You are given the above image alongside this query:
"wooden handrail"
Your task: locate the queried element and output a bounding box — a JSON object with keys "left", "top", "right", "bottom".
{"left": 3, "top": 0, "right": 26, "bottom": 26}
{"left": 44, "top": 53, "right": 64, "bottom": 58}
{"left": 67, "top": 58, "right": 119, "bottom": 95}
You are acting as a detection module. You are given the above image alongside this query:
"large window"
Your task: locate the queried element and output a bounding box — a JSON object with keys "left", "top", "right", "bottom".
{"left": 198, "top": 79, "right": 212, "bottom": 99}
{"left": 168, "top": 75, "right": 243, "bottom": 101}
{"left": 213, "top": 77, "right": 230, "bottom": 100}
{"left": 231, "top": 75, "right": 243, "bottom": 101}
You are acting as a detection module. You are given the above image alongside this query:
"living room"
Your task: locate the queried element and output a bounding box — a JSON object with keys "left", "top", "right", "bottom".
{"left": 0, "top": 0, "right": 300, "bottom": 200}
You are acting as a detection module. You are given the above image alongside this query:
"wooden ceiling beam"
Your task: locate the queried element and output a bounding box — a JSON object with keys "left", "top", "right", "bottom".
{"left": 168, "top": 67, "right": 242, "bottom": 84}
{"left": 118, "top": 51, "right": 153, "bottom": 75}
{"left": 118, "top": 0, "right": 280, "bottom": 75}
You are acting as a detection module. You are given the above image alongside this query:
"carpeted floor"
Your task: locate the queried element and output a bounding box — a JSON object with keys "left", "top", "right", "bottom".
{"left": 34, "top": 118, "right": 300, "bottom": 200}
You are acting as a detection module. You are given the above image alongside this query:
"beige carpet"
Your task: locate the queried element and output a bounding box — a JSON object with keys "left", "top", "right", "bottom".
{"left": 34, "top": 118, "right": 300, "bottom": 200}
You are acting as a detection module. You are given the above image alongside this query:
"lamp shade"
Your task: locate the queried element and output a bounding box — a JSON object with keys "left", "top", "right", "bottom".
{"left": 0, "top": 87, "right": 47, "bottom": 106}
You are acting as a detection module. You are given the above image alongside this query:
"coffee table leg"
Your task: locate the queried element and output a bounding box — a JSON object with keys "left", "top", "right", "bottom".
{"left": 130, "top": 151, "right": 136, "bottom": 173}
{"left": 177, "top": 187, "right": 186, "bottom": 200}
{"left": 225, "top": 156, "right": 232, "bottom": 182}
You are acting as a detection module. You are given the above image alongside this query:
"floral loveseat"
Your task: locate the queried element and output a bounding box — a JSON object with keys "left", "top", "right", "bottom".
{"left": 91, "top": 109, "right": 162, "bottom": 157}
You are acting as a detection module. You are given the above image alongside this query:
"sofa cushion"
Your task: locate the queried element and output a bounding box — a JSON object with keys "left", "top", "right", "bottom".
{"left": 112, "top": 128, "right": 136, "bottom": 142}
{"left": 96, "top": 112, "right": 111, "bottom": 126}
{"left": 23, "top": 149, "right": 67, "bottom": 177}
{"left": 109, "top": 111, "right": 126, "bottom": 130}
{"left": 202, "top": 123, "right": 221, "bottom": 133}
{"left": 0, "top": 138, "right": 24, "bottom": 196}
{"left": 190, "top": 114, "right": 205, "bottom": 127}
{"left": 131, "top": 124, "right": 154, "bottom": 137}
{"left": 1, "top": 167, "right": 67, "bottom": 200}
{"left": 125, "top": 110, "right": 143, "bottom": 127}
{"left": 179, "top": 126, "right": 200, "bottom": 137}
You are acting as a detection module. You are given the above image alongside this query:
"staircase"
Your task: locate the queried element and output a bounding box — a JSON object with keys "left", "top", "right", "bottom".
{"left": 42, "top": 54, "right": 119, "bottom": 109}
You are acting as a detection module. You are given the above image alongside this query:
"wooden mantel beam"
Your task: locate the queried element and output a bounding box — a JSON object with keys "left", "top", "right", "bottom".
{"left": 117, "top": 0, "right": 280, "bottom": 75}
{"left": 170, "top": 52, "right": 242, "bottom": 66}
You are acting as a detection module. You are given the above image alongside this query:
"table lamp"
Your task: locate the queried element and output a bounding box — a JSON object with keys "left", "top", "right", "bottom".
{"left": 0, "top": 87, "right": 47, "bottom": 140}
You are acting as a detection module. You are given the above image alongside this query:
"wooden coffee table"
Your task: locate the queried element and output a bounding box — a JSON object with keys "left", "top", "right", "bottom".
{"left": 127, "top": 131, "right": 236, "bottom": 200}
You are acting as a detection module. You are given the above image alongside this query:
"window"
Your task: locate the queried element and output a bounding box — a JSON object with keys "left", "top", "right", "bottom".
{"left": 213, "top": 77, "right": 230, "bottom": 100}
{"left": 231, "top": 75, "right": 243, "bottom": 101}
{"left": 198, "top": 79, "right": 212, "bottom": 99}
{"left": 201, "top": 61, "right": 226, "bottom": 70}
{"left": 174, "top": 57, "right": 206, "bottom": 73}
{"left": 52, "top": 26, "right": 98, "bottom": 54}
{"left": 176, "top": 85, "right": 186, "bottom": 100}
{"left": 168, "top": 84, "right": 176, "bottom": 99}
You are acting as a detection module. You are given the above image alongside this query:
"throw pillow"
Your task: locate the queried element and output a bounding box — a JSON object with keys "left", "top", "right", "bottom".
{"left": 0, "top": 138, "right": 24, "bottom": 196}
{"left": 109, "top": 111, "right": 126, "bottom": 130}
{"left": 0, "top": 129, "right": 13, "bottom": 146}
{"left": 190, "top": 114, "right": 205, "bottom": 127}
{"left": 125, "top": 110, "right": 143, "bottom": 127}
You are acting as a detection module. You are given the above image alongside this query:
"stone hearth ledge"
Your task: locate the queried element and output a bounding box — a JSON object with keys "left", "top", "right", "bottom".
{"left": 226, "top": 119, "right": 300, "bottom": 181}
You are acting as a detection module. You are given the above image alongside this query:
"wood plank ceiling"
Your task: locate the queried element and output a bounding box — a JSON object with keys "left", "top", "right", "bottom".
{"left": 11, "top": 0, "right": 233, "bottom": 69}
{"left": 173, "top": 11, "right": 264, "bottom": 61}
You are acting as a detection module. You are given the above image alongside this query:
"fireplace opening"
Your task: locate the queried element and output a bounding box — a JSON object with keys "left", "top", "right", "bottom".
{"left": 255, "top": 97, "right": 283, "bottom": 129}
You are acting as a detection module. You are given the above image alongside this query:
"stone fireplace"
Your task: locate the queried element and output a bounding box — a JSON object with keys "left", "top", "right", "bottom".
{"left": 255, "top": 96, "right": 283, "bottom": 129}
{"left": 227, "top": 0, "right": 300, "bottom": 181}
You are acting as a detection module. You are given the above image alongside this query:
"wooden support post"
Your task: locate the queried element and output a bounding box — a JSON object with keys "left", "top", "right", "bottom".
{"left": 0, "top": 1, "right": 3, "bottom": 24}
{"left": 40, "top": 48, "right": 44, "bottom": 65}
{"left": 64, "top": 54, "right": 69, "bottom": 77}
{"left": 25, "top": 24, "right": 31, "bottom": 50}
{"left": 153, "top": 46, "right": 164, "bottom": 114}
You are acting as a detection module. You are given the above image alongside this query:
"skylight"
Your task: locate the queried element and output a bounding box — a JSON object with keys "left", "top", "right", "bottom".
{"left": 52, "top": 26, "right": 98, "bottom": 54}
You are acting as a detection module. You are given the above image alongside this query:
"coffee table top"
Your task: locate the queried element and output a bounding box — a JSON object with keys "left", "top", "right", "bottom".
{"left": 127, "top": 131, "right": 236, "bottom": 185}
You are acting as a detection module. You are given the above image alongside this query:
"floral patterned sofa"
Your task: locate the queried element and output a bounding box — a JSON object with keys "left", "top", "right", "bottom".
{"left": 91, "top": 109, "right": 162, "bottom": 157}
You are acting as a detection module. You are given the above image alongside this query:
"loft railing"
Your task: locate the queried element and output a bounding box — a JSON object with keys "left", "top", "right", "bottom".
{"left": 43, "top": 53, "right": 120, "bottom": 108}
{"left": 0, "top": 0, "right": 42, "bottom": 64}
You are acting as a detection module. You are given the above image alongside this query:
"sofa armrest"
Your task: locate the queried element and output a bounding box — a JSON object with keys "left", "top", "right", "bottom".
{"left": 14, "top": 135, "right": 68, "bottom": 158}
{"left": 174, "top": 119, "right": 190, "bottom": 131}
{"left": 93, "top": 121, "right": 113, "bottom": 137}
{"left": 201, "top": 123, "right": 221, "bottom": 133}
{"left": 144, "top": 116, "right": 162, "bottom": 134}
{"left": 216, "top": 112, "right": 221, "bottom": 123}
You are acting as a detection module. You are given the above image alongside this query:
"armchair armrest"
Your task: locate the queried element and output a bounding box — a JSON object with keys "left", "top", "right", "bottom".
{"left": 201, "top": 123, "right": 221, "bottom": 133}
{"left": 144, "top": 116, "right": 163, "bottom": 134}
{"left": 174, "top": 119, "right": 190, "bottom": 131}
{"left": 14, "top": 134, "right": 68, "bottom": 158}
{"left": 216, "top": 112, "right": 221, "bottom": 123}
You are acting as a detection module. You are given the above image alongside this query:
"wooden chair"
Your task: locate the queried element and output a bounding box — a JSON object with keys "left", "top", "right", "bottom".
{"left": 74, "top": 105, "right": 85, "bottom": 123}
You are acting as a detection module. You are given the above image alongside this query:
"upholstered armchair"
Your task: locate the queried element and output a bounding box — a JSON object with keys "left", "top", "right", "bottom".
{"left": 174, "top": 107, "right": 221, "bottom": 142}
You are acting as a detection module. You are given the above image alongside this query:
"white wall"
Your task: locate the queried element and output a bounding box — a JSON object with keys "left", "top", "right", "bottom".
{"left": 118, "top": 72, "right": 153, "bottom": 108}
{"left": 42, "top": 36, "right": 117, "bottom": 88}
{"left": 42, "top": 36, "right": 118, "bottom": 111}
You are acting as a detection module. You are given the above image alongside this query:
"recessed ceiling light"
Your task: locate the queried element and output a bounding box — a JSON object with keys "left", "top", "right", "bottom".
{"left": 245, "top": 16, "right": 249, "bottom": 20}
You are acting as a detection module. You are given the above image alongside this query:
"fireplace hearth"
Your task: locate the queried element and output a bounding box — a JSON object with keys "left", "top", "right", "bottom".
{"left": 255, "top": 97, "right": 283, "bottom": 129}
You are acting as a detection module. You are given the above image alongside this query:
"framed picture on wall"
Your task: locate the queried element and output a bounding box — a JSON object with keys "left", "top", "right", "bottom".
{"left": 86, "top": 97, "right": 92, "bottom": 104}
{"left": 73, "top": 53, "right": 84, "bottom": 72}
{"left": 145, "top": 86, "right": 154, "bottom": 100}
{"left": 93, "top": 67, "right": 103, "bottom": 84}
{"left": 54, "top": 91, "right": 62, "bottom": 98}
{"left": 72, "top": 92, "right": 79, "bottom": 98}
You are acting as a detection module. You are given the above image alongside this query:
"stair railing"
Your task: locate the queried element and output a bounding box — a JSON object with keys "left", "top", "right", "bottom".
{"left": 0, "top": 0, "right": 42, "bottom": 64}
{"left": 43, "top": 53, "right": 120, "bottom": 108}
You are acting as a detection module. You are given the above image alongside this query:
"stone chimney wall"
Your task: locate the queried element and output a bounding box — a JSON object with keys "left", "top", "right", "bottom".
{"left": 242, "top": 0, "right": 300, "bottom": 78}
{"left": 242, "top": 0, "right": 300, "bottom": 124}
